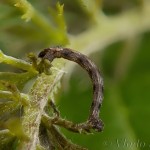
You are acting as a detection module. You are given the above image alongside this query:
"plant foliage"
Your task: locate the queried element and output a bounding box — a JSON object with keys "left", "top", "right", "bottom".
{"left": 0, "top": 0, "right": 150, "bottom": 150}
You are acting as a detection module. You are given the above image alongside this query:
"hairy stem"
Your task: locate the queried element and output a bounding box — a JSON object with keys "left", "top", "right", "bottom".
{"left": 19, "top": 67, "right": 64, "bottom": 150}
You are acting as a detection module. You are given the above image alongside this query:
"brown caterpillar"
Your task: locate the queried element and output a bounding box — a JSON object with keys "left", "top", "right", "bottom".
{"left": 38, "top": 47, "right": 104, "bottom": 132}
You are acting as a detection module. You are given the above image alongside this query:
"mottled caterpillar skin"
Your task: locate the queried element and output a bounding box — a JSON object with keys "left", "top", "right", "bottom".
{"left": 38, "top": 47, "right": 104, "bottom": 131}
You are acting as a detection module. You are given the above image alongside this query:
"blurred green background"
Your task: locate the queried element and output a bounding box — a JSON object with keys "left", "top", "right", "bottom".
{"left": 0, "top": 0, "right": 150, "bottom": 150}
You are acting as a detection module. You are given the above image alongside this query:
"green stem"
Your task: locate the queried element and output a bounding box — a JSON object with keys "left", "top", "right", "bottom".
{"left": 14, "top": 0, "right": 68, "bottom": 45}
{"left": 0, "top": 50, "right": 36, "bottom": 73}
{"left": 70, "top": 1, "right": 150, "bottom": 55}
{"left": 19, "top": 66, "right": 64, "bottom": 150}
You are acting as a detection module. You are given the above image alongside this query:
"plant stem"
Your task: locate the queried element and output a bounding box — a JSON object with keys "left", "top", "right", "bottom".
{"left": 19, "top": 67, "right": 64, "bottom": 150}
{"left": 0, "top": 50, "right": 36, "bottom": 73}
{"left": 70, "top": 1, "right": 150, "bottom": 55}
